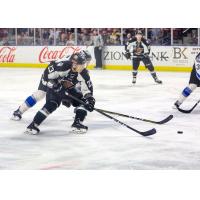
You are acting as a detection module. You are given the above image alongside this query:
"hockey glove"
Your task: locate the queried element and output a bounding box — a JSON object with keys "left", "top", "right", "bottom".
{"left": 124, "top": 51, "right": 131, "bottom": 59}
{"left": 143, "top": 53, "right": 150, "bottom": 58}
{"left": 84, "top": 96, "right": 95, "bottom": 112}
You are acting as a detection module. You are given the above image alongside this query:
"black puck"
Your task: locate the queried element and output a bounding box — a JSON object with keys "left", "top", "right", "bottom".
{"left": 177, "top": 131, "right": 183, "bottom": 134}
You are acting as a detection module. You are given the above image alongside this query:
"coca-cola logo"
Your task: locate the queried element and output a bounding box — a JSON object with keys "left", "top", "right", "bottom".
{"left": 39, "top": 46, "right": 81, "bottom": 63}
{"left": 0, "top": 47, "right": 16, "bottom": 62}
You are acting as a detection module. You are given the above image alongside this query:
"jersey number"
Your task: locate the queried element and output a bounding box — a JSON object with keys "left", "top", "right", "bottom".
{"left": 196, "top": 64, "right": 200, "bottom": 71}
{"left": 87, "top": 80, "right": 92, "bottom": 88}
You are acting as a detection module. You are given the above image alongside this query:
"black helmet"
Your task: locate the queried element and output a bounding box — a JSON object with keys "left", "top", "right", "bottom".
{"left": 71, "top": 52, "right": 86, "bottom": 65}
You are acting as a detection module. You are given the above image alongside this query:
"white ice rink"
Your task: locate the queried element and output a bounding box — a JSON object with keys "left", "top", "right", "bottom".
{"left": 0, "top": 68, "right": 200, "bottom": 170}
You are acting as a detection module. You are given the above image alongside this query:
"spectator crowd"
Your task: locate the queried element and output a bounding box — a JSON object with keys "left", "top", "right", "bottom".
{"left": 0, "top": 28, "right": 199, "bottom": 46}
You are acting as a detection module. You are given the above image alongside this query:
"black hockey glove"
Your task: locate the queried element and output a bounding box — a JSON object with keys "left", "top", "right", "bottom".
{"left": 143, "top": 53, "right": 150, "bottom": 58}
{"left": 84, "top": 95, "right": 95, "bottom": 112}
{"left": 124, "top": 51, "right": 131, "bottom": 60}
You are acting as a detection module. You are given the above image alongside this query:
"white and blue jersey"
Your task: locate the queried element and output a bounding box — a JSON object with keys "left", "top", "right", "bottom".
{"left": 189, "top": 53, "right": 200, "bottom": 87}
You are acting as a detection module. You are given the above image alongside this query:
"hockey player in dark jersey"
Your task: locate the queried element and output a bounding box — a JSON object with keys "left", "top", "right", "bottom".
{"left": 174, "top": 53, "right": 200, "bottom": 108}
{"left": 25, "top": 52, "right": 95, "bottom": 134}
{"left": 125, "top": 30, "right": 162, "bottom": 84}
{"left": 11, "top": 50, "right": 92, "bottom": 121}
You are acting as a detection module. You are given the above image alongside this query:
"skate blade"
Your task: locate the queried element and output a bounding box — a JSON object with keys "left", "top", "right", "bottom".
{"left": 155, "top": 81, "right": 162, "bottom": 84}
{"left": 24, "top": 129, "right": 39, "bottom": 135}
{"left": 70, "top": 127, "right": 87, "bottom": 134}
{"left": 10, "top": 116, "right": 21, "bottom": 121}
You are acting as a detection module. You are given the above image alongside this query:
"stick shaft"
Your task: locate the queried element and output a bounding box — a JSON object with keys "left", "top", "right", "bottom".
{"left": 66, "top": 93, "right": 156, "bottom": 136}
{"left": 96, "top": 108, "right": 173, "bottom": 125}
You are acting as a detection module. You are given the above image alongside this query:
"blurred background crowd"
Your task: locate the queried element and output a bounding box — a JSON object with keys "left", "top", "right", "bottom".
{"left": 0, "top": 28, "right": 199, "bottom": 46}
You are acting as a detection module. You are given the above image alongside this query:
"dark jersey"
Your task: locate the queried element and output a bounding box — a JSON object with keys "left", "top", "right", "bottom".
{"left": 127, "top": 37, "right": 151, "bottom": 56}
{"left": 62, "top": 68, "right": 93, "bottom": 96}
{"left": 39, "top": 58, "right": 73, "bottom": 92}
{"left": 41, "top": 57, "right": 93, "bottom": 97}
{"left": 43, "top": 59, "right": 73, "bottom": 83}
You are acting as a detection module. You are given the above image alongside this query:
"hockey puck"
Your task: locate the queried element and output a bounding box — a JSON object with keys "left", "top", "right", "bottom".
{"left": 177, "top": 131, "right": 183, "bottom": 134}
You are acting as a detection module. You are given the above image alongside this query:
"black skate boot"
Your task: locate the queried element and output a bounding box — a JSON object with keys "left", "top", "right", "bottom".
{"left": 25, "top": 122, "right": 40, "bottom": 135}
{"left": 154, "top": 78, "right": 162, "bottom": 84}
{"left": 151, "top": 72, "right": 162, "bottom": 84}
{"left": 11, "top": 108, "right": 22, "bottom": 121}
{"left": 71, "top": 107, "right": 88, "bottom": 133}
{"left": 71, "top": 119, "right": 88, "bottom": 134}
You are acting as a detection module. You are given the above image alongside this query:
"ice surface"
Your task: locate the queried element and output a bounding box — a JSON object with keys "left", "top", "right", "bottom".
{"left": 0, "top": 68, "right": 200, "bottom": 169}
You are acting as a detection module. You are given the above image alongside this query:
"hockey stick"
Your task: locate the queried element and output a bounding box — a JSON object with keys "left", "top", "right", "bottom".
{"left": 177, "top": 100, "right": 200, "bottom": 114}
{"left": 95, "top": 108, "right": 173, "bottom": 125}
{"left": 67, "top": 94, "right": 156, "bottom": 137}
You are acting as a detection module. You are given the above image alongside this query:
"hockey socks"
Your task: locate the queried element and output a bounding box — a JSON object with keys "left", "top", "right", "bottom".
{"left": 26, "top": 108, "right": 49, "bottom": 134}
{"left": 174, "top": 84, "right": 197, "bottom": 108}
{"left": 71, "top": 107, "right": 88, "bottom": 133}
{"left": 132, "top": 71, "right": 138, "bottom": 84}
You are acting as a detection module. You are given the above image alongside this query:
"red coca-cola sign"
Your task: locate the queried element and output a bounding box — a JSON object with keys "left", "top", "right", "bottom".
{"left": 38, "top": 46, "right": 81, "bottom": 63}
{"left": 0, "top": 47, "right": 16, "bottom": 62}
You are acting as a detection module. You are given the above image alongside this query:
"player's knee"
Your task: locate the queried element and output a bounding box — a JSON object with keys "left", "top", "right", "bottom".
{"left": 147, "top": 64, "right": 154, "bottom": 71}
{"left": 43, "top": 101, "right": 58, "bottom": 114}
{"left": 182, "top": 87, "right": 193, "bottom": 97}
{"left": 25, "top": 95, "right": 37, "bottom": 107}
{"left": 132, "top": 61, "right": 139, "bottom": 69}
{"left": 132, "top": 64, "right": 139, "bottom": 70}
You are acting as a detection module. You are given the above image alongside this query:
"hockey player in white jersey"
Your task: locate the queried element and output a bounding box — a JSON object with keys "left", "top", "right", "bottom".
{"left": 11, "top": 50, "right": 92, "bottom": 121}
{"left": 174, "top": 52, "right": 200, "bottom": 108}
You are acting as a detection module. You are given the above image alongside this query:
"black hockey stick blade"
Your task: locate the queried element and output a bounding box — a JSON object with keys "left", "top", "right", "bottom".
{"left": 137, "top": 128, "right": 157, "bottom": 137}
{"left": 95, "top": 109, "right": 157, "bottom": 137}
{"left": 155, "top": 115, "right": 174, "bottom": 124}
{"left": 96, "top": 108, "right": 173, "bottom": 125}
{"left": 128, "top": 127, "right": 156, "bottom": 136}
{"left": 177, "top": 100, "right": 200, "bottom": 114}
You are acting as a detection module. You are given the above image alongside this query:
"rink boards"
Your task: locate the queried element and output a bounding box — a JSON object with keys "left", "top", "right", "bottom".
{"left": 0, "top": 46, "right": 199, "bottom": 72}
